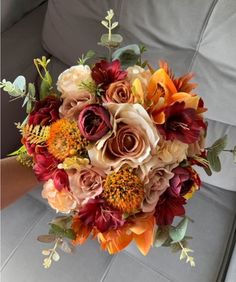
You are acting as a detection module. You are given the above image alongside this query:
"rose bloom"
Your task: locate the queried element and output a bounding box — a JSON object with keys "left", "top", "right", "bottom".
{"left": 42, "top": 179, "right": 76, "bottom": 213}
{"left": 156, "top": 139, "right": 188, "bottom": 166}
{"left": 57, "top": 65, "right": 92, "bottom": 98}
{"left": 89, "top": 103, "right": 160, "bottom": 172}
{"left": 59, "top": 92, "right": 96, "bottom": 120}
{"left": 78, "top": 104, "right": 112, "bottom": 142}
{"left": 69, "top": 165, "right": 105, "bottom": 206}
{"left": 127, "top": 65, "right": 151, "bottom": 89}
{"left": 104, "top": 80, "right": 134, "bottom": 103}
{"left": 137, "top": 160, "right": 174, "bottom": 212}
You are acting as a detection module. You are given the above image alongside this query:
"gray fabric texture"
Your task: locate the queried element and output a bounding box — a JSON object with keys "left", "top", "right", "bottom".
{"left": 1, "top": 184, "right": 236, "bottom": 282}
{"left": 1, "top": 0, "right": 47, "bottom": 32}
{"left": 1, "top": 3, "right": 48, "bottom": 157}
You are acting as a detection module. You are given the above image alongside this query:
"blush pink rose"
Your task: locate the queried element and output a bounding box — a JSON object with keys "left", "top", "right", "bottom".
{"left": 69, "top": 166, "right": 105, "bottom": 206}
{"left": 142, "top": 167, "right": 174, "bottom": 212}
{"left": 59, "top": 92, "right": 96, "bottom": 120}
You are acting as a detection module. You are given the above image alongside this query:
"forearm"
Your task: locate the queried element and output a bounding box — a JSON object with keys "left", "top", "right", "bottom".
{"left": 1, "top": 156, "right": 39, "bottom": 209}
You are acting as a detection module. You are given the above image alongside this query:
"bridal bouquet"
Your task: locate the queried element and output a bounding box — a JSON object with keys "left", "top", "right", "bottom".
{"left": 1, "top": 10, "right": 235, "bottom": 268}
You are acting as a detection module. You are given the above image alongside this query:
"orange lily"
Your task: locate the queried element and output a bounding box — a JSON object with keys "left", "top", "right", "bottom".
{"left": 96, "top": 214, "right": 156, "bottom": 256}
{"left": 72, "top": 216, "right": 92, "bottom": 245}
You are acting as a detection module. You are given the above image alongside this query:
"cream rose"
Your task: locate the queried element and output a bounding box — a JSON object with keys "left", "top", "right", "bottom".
{"left": 57, "top": 65, "right": 92, "bottom": 98}
{"left": 157, "top": 139, "right": 188, "bottom": 165}
{"left": 42, "top": 179, "right": 76, "bottom": 213}
{"left": 69, "top": 166, "right": 105, "bottom": 206}
{"left": 88, "top": 103, "right": 160, "bottom": 172}
{"left": 127, "top": 65, "right": 151, "bottom": 88}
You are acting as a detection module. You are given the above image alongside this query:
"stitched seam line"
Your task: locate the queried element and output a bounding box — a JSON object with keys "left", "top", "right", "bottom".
{"left": 188, "top": 0, "right": 220, "bottom": 72}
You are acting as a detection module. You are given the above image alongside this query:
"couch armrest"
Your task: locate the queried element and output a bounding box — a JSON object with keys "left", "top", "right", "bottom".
{"left": 1, "top": 3, "right": 48, "bottom": 157}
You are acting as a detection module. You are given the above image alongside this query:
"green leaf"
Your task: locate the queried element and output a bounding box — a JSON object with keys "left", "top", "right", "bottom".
{"left": 207, "top": 150, "right": 221, "bottom": 172}
{"left": 28, "top": 83, "right": 36, "bottom": 98}
{"left": 112, "top": 44, "right": 141, "bottom": 69}
{"left": 13, "top": 76, "right": 26, "bottom": 93}
{"left": 40, "top": 71, "right": 52, "bottom": 100}
{"left": 169, "top": 217, "right": 189, "bottom": 243}
{"left": 7, "top": 145, "right": 27, "bottom": 157}
{"left": 208, "top": 135, "right": 227, "bottom": 155}
{"left": 49, "top": 222, "right": 75, "bottom": 240}
{"left": 203, "top": 165, "right": 212, "bottom": 176}
{"left": 50, "top": 216, "right": 72, "bottom": 230}
{"left": 26, "top": 100, "right": 33, "bottom": 114}
{"left": 100, "top": 33, "right": 123, "bottom": 48}
{"left": 154, "top": 226, "right": 169, "bottom": 248}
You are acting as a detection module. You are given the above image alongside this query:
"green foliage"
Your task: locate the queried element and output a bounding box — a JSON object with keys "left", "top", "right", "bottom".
{"left": 34, "top": 56, "right": 53, "bottom": 100}
{"left": 0, "top": 76, "right": 26, "bottom": 97}
{"left": 169, "top": 217, "right": 189, "bottom": 243}
{"left": 8, "top": 145, "right": 33, "bottom": 167}
{"left": 207, "top": 135, "right": 227, "bottom": 172}
{"left": 154, "top": 226, "right": 169, "bottom": 248}
{"left": 78, "top": 50, "right": 96, "bottom": 65}
{"left": 48, "top": 216, "right": 75, "bottom": 240}
{"left": 112, "top": 44, "right": 141, "bottom": 69}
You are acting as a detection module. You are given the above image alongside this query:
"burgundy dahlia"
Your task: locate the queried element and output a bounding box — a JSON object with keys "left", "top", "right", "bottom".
{"left": 79, "top": 199, "right": 125, "bottom": 233}
{"left": 78, "top": 104, "right": 112, "bottom": 142}
{"left": 33, "top": 147, "right": 69, "bottom": 191}
{"left": 29, "top": 95, "right": 61, "bottom": 126}
{"left": 155, "top": 192, "right": 186, "bottom": 225}
{"left": 158, "top": 102, "right": 205, "bottom": 144}
{"left": 91, "top": 59, "right": 127, "bottom": 90}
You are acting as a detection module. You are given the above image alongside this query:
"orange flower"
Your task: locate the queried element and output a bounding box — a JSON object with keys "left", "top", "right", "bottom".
{"left": 72, "top": 216, "right": 92, "bottom": 245}
{"left": 96, "top": 214, "right": 156, "bottom": 255}
{"left": 146, "top": 63, "right": 206, "bottom": 124}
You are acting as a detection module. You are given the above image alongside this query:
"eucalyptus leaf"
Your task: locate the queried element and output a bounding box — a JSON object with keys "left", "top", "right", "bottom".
{"left": 52, "top": 252, "right": 60, "bottom": 262}
{"left": 207, "top": 150, "right": 221, "bottom": 172}
{"left": 169, "top": 217, "right": 189, "bottom": 243}
{"left": 154, "top": 226, "right": 169, "bottom": 248}
{"left": 208, "top": 135, "right": 227, "bottom": 155}
{"left": 60, "top": 241, "right": 73, "bottom": 254}
{"left": 112, "top": 44, "right": 140, "bottom": 69}
{"left": 100, "top": 33, "right": 123, "bottom": 47}
{"left": 13, "top": 75, "right": 26, "bottom": 92}
{"left": 37, "top": 234, "right": 56, "bottom": 243}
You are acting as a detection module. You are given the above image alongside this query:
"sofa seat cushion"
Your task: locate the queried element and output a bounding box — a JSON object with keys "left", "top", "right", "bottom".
{"left": 1, "top": 3, "right": 48, "bottom": 157}
{"left": 1, "top": 183, "right": 235, "bottom": 281}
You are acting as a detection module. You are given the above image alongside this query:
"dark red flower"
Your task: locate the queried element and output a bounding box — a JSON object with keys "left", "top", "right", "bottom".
{"left": 91, "top": 60, "right": 127, "bottom": 90}
{"left": 168, "top": 167, "right": 193, "bottom": 197}
{"left": 79, "top": 199, "right": 125, "bottom": 233}
{"left": 29, "top": 95, "right": 61, "bottom": 126}
{"left": 158, "top": 102, "right": 204, "bottom": 144}
{"left": 33, "top": 147, "right": 69, "bottom": 191}
{"left": 78, "top": 104, "right": 112, "bottom": 142}
{"left": 155, "top": 192, "right": 186, "bottom": 225}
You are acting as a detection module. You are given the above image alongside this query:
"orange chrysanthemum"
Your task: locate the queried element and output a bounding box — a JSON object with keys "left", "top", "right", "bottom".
{"left": 102, "top": 167, "right": 144, "bottom": 213}
{"left": 47, "top": 119, "right": 88, "bottom": 160}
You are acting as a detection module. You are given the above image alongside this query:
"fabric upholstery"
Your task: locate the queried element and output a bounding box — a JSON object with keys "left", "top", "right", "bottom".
{"left": 1, "top": 3, "right": 48, "bottom": 157}
{"left": 1, "top": 0, "right": 47, "bottom": 32}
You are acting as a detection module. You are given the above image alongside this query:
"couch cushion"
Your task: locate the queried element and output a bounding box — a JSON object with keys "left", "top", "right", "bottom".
{"left": 1, "top": 3, "right": 48, "bottom": 157}
{"left": 42, "top": 0, "right": 236, "bottom": 126}
{"left": 1, "top": 0, "right": 47, "bottom": 32}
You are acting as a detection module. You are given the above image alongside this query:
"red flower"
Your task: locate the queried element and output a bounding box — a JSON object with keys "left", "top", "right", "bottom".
{"left": 78, "top": 104, "right": 112, "bottom": 142}
{"left": 79, "top": 199, "right": 125, "bottom": 233}
{"left": 168, "top": 166, "right": 201, "bottom": 198}
{"left": 33, "top": 147, "right": 69, "bottom": 191}
{"left": 29, "top": 95, "right": 61, "bottom": 126}
{"left": 91, "top": 60, "right": 127, "bottom": 90}
{"left": 158, "top": 102, "right": 205, "bottom": 144}
{"left": 155, "top": 192, "right": 186, "bottom": 225}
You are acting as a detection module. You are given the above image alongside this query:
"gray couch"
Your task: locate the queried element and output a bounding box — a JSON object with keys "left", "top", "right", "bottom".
{"left": 1, "top": 1, "right": 236, "bottom": 281}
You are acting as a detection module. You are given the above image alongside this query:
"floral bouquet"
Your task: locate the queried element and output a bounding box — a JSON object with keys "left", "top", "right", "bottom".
{"left": 1, "top": 10, "right": 235, "bottom": 268}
